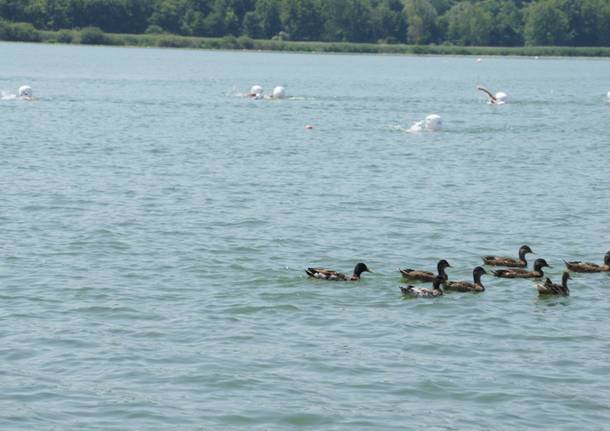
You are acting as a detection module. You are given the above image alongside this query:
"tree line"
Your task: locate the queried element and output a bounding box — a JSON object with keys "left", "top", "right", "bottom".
{"left": 1, "top": 0, "right": 609, "bottom": 47}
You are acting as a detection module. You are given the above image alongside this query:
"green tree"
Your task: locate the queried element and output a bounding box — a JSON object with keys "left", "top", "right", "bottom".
{"left": 404, "top": 0, "right": 437, "bottom": 44}
{"left": 524, "top": 0, "right": 571, "bottom": 45}
{"left": 254, "top": 0, "right": 281, "bottom": 38}
{"left": 445, "top": 1, "right": 493, "bottom": 45}
{"left": 149, "top": 0, "right": 187, "bottom": 34}
{"left": 574, "top": 0, "right": 610, "bottom": 45}
{"left": 242, "top": 10, "right": 261, "bottom": 37}
{"left": 480, "top": 0, "right": 523, "bottom": 46}
{"left": 281, "top": 0, "right": 322, "bottom": 41}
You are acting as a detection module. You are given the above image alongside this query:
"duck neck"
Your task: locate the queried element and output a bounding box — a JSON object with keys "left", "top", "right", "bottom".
{"left": 473, "top": 272, "right": 484, "bottom": 288}
{"left": 437, "top": 264, "right": 447, "bottom": 279}
{"left": 518, "top": 250, "right": 528, "bottom": 265}
{"left": 533, "top": 264, "right": 544, "bottom": 276}
{"left": 562, "top": 273, "right": 569, "bottom": 289}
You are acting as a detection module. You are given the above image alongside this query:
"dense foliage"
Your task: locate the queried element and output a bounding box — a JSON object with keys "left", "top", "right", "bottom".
{"left": 1, "top": 0, "right": 609, "bottom": 46}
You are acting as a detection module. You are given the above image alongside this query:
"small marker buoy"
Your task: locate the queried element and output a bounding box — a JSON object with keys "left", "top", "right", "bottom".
{"left": 304, "top": 124, "right": 314, "bottom": 130}
{"left": 476, "top": 58, "right": 482, "bottom": 63}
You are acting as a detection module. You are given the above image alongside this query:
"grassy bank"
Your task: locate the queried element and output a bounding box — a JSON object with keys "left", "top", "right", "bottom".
{"left": 2, "top": 21, "right": 610, "bottom": 57}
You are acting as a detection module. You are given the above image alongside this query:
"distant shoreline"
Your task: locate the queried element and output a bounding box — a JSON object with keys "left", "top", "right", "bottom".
{"left": 2, "top": 24, "right": 610, "bottom": 58}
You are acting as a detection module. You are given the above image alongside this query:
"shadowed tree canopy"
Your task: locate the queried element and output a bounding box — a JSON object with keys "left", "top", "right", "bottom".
{"left": 0, "top": 0, "right": 609, "bottom": 46}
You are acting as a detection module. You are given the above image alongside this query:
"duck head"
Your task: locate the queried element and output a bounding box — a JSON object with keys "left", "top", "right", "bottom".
{"left": 518, "top": 245, "right": 534, "bottom": 259}
{"left": 353, "top": 263, "right": 372, "bottom": 277}
{"left": 533, "top": 258, "right": 551, "bottom": 271}
{"left": 473, "top": 266, "right": 487, "bottom": 283}
{"left": 437, "top": 259, "right": 451, "bottom": 270}
{"left": 437, "top": 259, "right": 451, "bottom": 277}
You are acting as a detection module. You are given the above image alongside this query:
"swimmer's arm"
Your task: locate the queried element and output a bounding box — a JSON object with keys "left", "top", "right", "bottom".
{"left": 477, "top": 86, "right": 496, "bottom": 102}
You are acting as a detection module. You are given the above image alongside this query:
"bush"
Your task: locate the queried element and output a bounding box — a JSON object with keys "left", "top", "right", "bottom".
{"left": 237, "top": 35, "right": 254, "bottom": 49}
{"left": 56, "top": 29, "right": 73, "bottom": 44}
{"left": 157, "top": 35, "right": 190, "bottom": 48}
{"left": 79, "top": 26, "right": 108, "bottom": 45}
{"left": 1, "top": 22, "right": 42, "bottom": 42}
{"left": 221, "top": 35, "right": 238, "bottom": 49}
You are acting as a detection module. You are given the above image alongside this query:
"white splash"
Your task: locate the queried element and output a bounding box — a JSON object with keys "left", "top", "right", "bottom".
{"left": 405, "top": 114, "right": 442, "bottom": 133}
{"left": 1, "top": 90, "right": 17, "bottom": 100}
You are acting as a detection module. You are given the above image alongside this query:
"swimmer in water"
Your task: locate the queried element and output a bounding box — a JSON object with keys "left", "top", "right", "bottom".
{"left": 19, "top": 85, "right": 34, "bottom": 101}
{"left": 477, "top": 85, "right": 506, "bottom": 105}
{"left": 247, "top": 85, "right": 263, "bottom": 99}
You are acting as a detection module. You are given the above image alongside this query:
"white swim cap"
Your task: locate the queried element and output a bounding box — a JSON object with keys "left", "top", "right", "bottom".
{"left": 424, "top": 114, "right": 442, "bottom": 131}
{"left": 272, "top": 86, "right": 286, "bottom": 99}
{"left": 19, "top": 85, "right": 33, "bottom": 98}
{"left": 250, "top": 85, "right": 263, "bottom": 95}
{"left": 495, "top": 92, "right": 508, "bottom": 103}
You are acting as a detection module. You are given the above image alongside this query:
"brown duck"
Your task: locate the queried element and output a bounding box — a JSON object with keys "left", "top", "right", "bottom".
{"left": 564, "top": 251, "right": 610, "bottom": 273}
{"left": 537, "top": 272, "right": 570, "bottom": 296}
{"left": 399, "top": 259, "right": 451, "bottom": 282}
{"left": 492, "top": 258, "right": 550, "bottom": 278}
{"left": 445, "top": 266, "right": 487, "bottom": 293}
{"left": 482, "top": 245, "right": 533, "bottom": 267}
{"left": 305, "top": 262, "right": 372, "bottom": 281}
{"left": 400, "top": 276, "right": 444, "bottom": 298}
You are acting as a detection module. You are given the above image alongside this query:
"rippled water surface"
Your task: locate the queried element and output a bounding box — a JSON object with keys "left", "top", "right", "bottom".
{"left": 2, "top": 42, "right": 610, "bottom": 430}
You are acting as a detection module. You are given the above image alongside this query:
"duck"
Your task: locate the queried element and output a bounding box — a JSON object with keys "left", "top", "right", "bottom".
{"left": 305, "top": 262, "right": 372, "bottom": 281}
{"left": 400, "top": 276, "right": 444, "bottom": 298}
{"left": 399, "top": 259, "right": 451, "bottom": 283}
{"left": 482, "top": 245, "right": 533, "bottom": 267}
{"left": 492, "top": 258, "right": 550, "bottom": 278}
{"left": 445, "top": 266, "right": 487, "bottom": 292}
{"left": 537, "top": 272, "right": 570, "bottom": 296}
{"left": 564, "top": 251, "right": 610, "bottom": 272}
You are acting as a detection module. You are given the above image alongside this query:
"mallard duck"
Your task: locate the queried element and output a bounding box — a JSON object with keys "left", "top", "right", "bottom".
{"left": 482, "top": 245, "right": 533, "bottom": 267}
{"left": 564, "top": 251, "right": 610, "bottom": 272}
{"left": 399, "top": 259, "right": 451, "bottom": 282}
{"left": 305, "top": 262, "right": 372, "bottom": 281}
{"left": 537, "top": 272, "right": 570, "bottom": 296}
{"left": 492, "top": 258, "right": 550, "bottom": 278}
{"left": 400, "top": 276, "right": 444, "bottom": 298}
{"left": 445, "top": 266, "right": 487, "bottom": 292}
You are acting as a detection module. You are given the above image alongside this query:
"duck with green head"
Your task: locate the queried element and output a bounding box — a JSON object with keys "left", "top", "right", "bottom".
{"left": 305, "top": 262, "right": 372, "bottom": 281}
{"left": 400, "top": 276, "right": 444, "bottom": 297}
{"left": 564, "top": 251, "right": 610, "bottom": 273}
{"left": 493, "top": 258, "right": 550, "bottom": 278}
{"left": 445, "top": 266, "right": 488, "bottom": 292}
{"left": 537, "top": 272, "right": 570, "bottom": 296}
{"left": 482, "top": 245, "right": 533, "bottom": 267}
{"left": 399, "top": 259, "right": 451, "bottom": 283}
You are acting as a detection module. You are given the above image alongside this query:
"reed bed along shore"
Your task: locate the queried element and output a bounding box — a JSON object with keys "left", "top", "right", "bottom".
{"left": 2, "top": 22, "right": 610, "bottom": 57}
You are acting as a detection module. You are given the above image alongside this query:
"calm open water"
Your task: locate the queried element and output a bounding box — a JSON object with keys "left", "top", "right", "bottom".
{"left": 1, "top": 42, "right": 610, "bottom": 430}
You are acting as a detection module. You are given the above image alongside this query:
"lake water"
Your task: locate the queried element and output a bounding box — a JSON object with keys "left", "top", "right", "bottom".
{"left": 1, "top": 42, "right": 610, "bottom": 430}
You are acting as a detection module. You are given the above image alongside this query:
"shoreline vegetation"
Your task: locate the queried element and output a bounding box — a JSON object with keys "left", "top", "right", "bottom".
{"left": 2, "top": 24, "right": 610, "bottom": 57}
